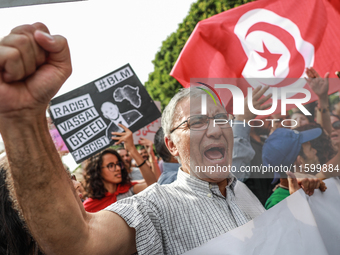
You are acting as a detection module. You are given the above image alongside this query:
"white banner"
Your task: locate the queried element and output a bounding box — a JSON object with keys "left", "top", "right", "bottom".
{"left": 185, "top": 178, "right": 340, "bottom": 255}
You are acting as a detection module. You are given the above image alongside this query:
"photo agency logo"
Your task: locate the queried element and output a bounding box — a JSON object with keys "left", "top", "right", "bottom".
{"left": 196, "top": 81, "right": 312, "bottom": 129}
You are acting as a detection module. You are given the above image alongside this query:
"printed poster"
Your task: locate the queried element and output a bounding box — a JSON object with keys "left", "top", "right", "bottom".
{"left": 49, "top": 64, "right": 161, "bottom": 163}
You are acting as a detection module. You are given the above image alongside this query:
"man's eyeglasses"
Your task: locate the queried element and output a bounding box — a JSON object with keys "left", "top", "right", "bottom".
{"left": 102, "top": 162, "right": 123, "bottom": 172}
{"left": 170, "top": 113, "right": 235, "bottom": 133}
{"left": 332, "top": 120, "right": 340, "bottom": 130}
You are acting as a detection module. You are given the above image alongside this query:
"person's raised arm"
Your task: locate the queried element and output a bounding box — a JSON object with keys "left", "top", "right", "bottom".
{"left": 0, "top": 23, "right": 136, "bottom": 255}
{"left": 138, "top": 137, "right": 162, "bottom": 180}
{"left": 305, "top": 67, "right": 331, "bottom": 135}
{"left": 112, "top": 124, "right": 157, "bottom": 193}
{"left": 234, "top": 85, "right": 273, "bottom": 123}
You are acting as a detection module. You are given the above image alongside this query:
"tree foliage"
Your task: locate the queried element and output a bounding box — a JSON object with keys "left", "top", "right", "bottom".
{"left": 145, "top": 0, "right": 253, "bottom": 110}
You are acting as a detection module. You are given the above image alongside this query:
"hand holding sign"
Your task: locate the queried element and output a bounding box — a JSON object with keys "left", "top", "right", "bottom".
{"left": 111, "top": 124, "right": 135, "bottom": 152}
{"left": 287, "top": 171, "right": 327, "bottom": 196}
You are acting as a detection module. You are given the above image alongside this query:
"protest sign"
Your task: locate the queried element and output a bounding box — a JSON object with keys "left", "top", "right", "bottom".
{"left": 49, "top": 128, "right": 69, "bottom": 153}
{"left": 49, "top": 64, "right": 161, "bottom": 163}
{"left": 47, "top": 117, "right": 69, "bottom": 155}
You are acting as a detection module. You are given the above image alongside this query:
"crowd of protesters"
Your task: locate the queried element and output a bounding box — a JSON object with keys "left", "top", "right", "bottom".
{"left": 0, "top": 22, "right": 339, "bottom": 254}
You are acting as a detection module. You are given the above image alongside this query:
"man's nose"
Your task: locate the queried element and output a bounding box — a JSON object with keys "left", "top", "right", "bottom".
{"left": 205, "top": 119, "right": 223, "bottom": 138}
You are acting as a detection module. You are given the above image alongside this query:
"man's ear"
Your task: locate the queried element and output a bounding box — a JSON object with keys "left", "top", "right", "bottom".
{"left": 164, "top": 136, "right": 179, "bottom": 157}
{"left": 295, "top": 155, "right": 304, "bottom": 166}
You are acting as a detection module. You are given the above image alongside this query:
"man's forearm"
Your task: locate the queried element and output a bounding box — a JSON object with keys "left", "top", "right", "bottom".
{"left": 0, "top": 114, "right": 88, "bottom": 254}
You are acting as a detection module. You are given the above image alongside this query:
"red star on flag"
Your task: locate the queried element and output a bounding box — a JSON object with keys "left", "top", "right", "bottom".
{"left": 256, "top": 42, "right": 282, "bottom": 76}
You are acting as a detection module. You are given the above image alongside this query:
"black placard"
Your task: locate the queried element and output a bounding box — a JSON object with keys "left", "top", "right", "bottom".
{"left": 49, "top": 64, "right": 161, "bottom": 163}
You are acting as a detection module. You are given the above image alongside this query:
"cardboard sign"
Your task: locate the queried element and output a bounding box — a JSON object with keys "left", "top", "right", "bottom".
{"left": 47, "top": 117, "right": 69, "bottom": 155}
{"left": 49, "top": 64, "right": 161, "bottom": 163}
{"left": 49, "top": 128, "right": 69, "bottom": 153}
{"left": 132, "top": 101, "right": 162, "bottom": 144}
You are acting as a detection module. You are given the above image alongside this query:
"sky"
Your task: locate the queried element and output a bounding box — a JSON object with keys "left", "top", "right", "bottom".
{"left": 0, "top": 0, "right": 197, "bottom": 169}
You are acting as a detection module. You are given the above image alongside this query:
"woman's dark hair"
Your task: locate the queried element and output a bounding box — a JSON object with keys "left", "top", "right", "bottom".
{"left": 0, "top": 161, "right": 43, "bottom": 255}
{"left": 84, "top": 148, "right": 130, "bottom": 199}
{"left": 295, "top": 123, "right": 336, "bottom": 164}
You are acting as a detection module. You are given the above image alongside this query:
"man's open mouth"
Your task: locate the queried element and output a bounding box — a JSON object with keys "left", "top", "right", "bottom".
{"left": 204, "top": 147, "right": 226, "bottom": 160}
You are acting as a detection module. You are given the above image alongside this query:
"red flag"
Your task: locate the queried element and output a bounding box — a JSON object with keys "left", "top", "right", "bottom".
{"left": 171, "top": 0, "right": 340, "bottom": 115}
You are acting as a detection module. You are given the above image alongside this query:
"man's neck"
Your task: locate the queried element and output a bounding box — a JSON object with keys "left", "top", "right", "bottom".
{"left": 169, "top": 157, "right": 178, "bottom": 163}
{"left": 183, "top": 167, "right": 229, "bottom": 197}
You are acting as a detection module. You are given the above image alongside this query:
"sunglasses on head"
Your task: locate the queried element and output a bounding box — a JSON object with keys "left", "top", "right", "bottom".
{"left": 332, "top": 120, "right": 340, "bottom": 130}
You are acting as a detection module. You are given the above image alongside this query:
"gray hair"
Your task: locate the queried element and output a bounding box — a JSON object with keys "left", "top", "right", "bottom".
{"left": 162, "top": 88, "right": 191, "bottom": 139}
{"left": 162, "top": 87, "right": 215, "bottom": 137}
{"left": 161, "top": 87, "right": 211, "bottom": 163}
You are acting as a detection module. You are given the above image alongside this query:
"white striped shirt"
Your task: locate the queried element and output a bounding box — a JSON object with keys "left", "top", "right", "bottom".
{"left": 105, "top": 169, "right": 265, "bottom": 255}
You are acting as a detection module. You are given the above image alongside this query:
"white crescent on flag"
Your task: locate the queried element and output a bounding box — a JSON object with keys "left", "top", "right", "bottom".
{"left": 234, "top": 9, "right": 315, "bottom": 97}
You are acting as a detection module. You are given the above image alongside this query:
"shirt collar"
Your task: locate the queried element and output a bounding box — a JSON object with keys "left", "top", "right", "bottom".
{"left": 162, "top": 162, "right": 181, "bottom": 172}
{"left": 176, "top": 168, "right": 237, "bottom": 198}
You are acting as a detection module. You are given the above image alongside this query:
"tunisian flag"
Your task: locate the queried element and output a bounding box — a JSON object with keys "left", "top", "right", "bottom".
{"left": 171, "top": 0, "right": 340, "bottom": 114}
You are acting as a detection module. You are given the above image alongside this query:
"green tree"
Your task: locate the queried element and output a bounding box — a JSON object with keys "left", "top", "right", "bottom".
{"left": 145, "top": 0, "right": 253, "bottom": 110}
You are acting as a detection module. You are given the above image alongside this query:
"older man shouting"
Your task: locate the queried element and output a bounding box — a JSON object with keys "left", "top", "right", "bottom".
{"left": 0, "top": 23, "right": 324, "bottom": 255}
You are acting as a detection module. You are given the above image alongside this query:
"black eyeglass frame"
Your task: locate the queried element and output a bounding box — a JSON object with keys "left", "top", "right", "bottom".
{"left": 101, "top": 162, "right": 124, "bottom": 172}
{"left": 170, "top": 113, "right": 235, "bottom": 133}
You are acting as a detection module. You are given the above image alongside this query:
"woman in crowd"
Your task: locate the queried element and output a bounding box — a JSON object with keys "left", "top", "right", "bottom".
{"left": 83, "top": 124, "right": 157, "bottom": 213}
